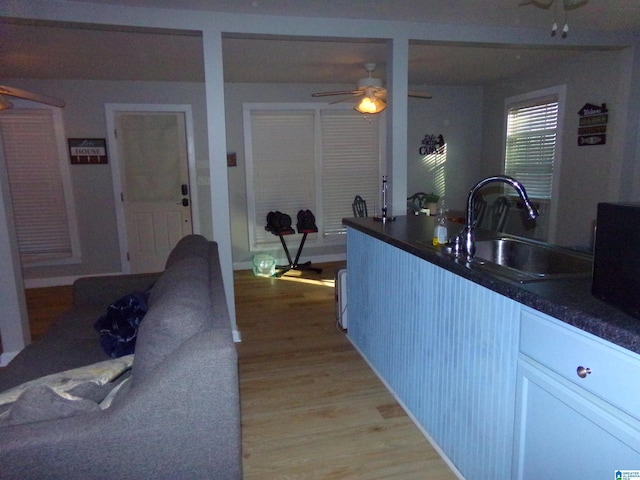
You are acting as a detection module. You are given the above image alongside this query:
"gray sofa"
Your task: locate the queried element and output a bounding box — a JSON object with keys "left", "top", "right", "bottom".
{"left": 0, "top": 235, "right": 242, "bottom": 479}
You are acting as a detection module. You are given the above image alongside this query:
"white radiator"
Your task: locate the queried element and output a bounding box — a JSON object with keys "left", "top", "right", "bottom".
{"left": 335, "top": 269, "right": 348, "bottom": 329}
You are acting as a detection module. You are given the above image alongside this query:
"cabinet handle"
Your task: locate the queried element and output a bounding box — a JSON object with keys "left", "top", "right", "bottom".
{"left": 576, "top": 366, "right": 592, "bottom": 378}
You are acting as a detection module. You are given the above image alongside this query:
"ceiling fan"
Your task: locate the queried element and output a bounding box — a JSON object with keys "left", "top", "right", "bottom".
{"left": 0, "top": 85, "right": 65, "bottom": 111}
{"left": 311, "top": 63, "right": 432, "bottom": 114}
{"left": 519, "top": 0, "right": 588, "bottom": 10}
{"left": 519, "top": 0, "right": 589, "bottom": 37}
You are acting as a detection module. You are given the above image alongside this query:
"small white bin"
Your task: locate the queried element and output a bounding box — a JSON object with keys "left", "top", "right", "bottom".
{"left": 252, "top": 254, "right": 276, "bottom": 277}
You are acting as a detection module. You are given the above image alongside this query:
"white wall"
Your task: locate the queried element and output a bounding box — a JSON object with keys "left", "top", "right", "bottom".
{"left": 407, "top": 85, "right": 484, "bottom": 212}
{"left": 481, "top": 48, "right": 638, "bottom": 250}
{"left": 0, "top": 78, "right": 210, "bottom": 282}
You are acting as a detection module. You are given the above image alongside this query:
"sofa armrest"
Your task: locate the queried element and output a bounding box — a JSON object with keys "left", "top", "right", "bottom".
{"left": 73, "top": 272, "right": 161, "bottom": 307}
{"left": 0, "top": 330, "right": 241, "bottom": 479}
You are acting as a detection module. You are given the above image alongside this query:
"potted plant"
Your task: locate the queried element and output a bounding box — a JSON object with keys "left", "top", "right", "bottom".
{"left": 424, "top": 192, "right": 440, "bottom": 215}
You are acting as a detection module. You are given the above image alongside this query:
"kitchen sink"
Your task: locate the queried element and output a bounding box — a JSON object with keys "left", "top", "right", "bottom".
{"left": 470, "top": 236, "right": 593, "bottom": 282}
{"left": 418, "top": 234, "right": 594, "bottom": 283}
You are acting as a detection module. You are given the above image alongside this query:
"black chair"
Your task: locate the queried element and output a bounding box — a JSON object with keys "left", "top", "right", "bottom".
{"left": 352, "top": 195, "right": 368, "bottom": 217}
{"left": 407, "top": 192, "right": 429, "bottom": 213}
{"left": 489, "top": 196, "right": 510, "bottom": 231}
{"left": 472, "top": 196, "right": 488, "bottom": 228}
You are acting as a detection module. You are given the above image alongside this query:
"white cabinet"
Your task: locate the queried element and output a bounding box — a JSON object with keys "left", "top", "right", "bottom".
{"left": 346, "top": 227, "right": 640, "bottom": 480}
{"left": 513, "top": 308, "right": 640, "bottom": 479}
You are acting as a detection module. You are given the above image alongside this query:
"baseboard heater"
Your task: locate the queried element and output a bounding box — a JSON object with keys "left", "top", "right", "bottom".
{"left": 335, "top": 269, "right": 348, "bottom": 329}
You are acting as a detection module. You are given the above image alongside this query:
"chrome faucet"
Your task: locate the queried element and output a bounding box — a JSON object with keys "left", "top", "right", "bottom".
{"left": 461, "top": 175, "right": 539, "bottom": 258}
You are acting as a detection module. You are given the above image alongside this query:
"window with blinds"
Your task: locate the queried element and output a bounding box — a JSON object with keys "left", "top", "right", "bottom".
{"left": 244, "top": 104, "right": 382, "bottom": 250}
{"left": 321, "top": 110, "right": 381, "bottom": 237}
{"left": 0, "top": 106, "right": 80, "bottom": 264}
{"left": 504, "top": 96, "right": 559, "bottom": 199}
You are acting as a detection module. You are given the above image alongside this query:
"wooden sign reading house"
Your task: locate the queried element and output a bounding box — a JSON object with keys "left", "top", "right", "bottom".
{"left": 68, "top": 138, "right": 108, "bottom": 164}
{"left": 578, "top": 103, "right": 608, "bottom": 146}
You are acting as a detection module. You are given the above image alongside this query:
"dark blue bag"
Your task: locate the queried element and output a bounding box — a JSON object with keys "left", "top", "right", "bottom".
{"left": 94, "top": 291, "right": 149, "bottom": 358}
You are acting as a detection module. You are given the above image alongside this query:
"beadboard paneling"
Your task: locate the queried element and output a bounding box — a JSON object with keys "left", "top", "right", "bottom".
{"left": 347, "top": 228, "right": 520, "bottom": 480}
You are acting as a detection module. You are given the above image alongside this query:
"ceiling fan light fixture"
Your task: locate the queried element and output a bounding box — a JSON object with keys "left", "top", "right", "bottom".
{"left": 354, "top": 96, "right": 386, "bottom": 114}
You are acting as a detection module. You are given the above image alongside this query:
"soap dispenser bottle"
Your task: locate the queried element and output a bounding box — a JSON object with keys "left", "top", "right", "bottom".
{"left": 432, "top": 201, "right": 448, "bottom": 246}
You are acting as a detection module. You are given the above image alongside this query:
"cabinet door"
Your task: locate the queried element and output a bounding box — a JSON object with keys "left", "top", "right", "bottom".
{"left": 513, "top": 359, "right": 640, "bottom": 480}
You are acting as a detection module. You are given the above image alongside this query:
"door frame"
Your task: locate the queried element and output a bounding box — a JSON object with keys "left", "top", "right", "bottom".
{"left": 105, "top": 103, "right": 200, "bottom": 273}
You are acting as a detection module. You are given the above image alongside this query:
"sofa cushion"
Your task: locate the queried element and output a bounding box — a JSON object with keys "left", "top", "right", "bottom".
{"left": 133, "top": 256, "right": 212, "bottom": 381}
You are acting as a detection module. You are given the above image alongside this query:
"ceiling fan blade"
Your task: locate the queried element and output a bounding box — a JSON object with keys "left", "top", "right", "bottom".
{"left": 521, "top": 0, "right": 554, "bottom": 8}
{"left": 0, "top": 85, "right": 65, "bottom": 108}
{"left": 0, "top": 94, "right": 14, "bottom": 110}
{"left": 311, "top": 90, "right": 362, "bottom": 98}
{"left": 408, "top": 91, "right": 433, "bottom": 99}
{"left": 329, "top": 93, "right": 365, "bottom": 105}
{"left": 564, "top": 0, "right": 588, "bottom": 10}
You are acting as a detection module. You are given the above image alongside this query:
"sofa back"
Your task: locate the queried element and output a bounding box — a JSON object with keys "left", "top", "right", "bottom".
{"left": 164, "top": 233, "right": 210, "bottom": 270}
{"left": 131, "top": 235, "right": 230, "bottom": 383}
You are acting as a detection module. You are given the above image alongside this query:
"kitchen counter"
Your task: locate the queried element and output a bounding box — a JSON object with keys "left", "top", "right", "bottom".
{"left": 343, "top": 215, "right": 640, "bottom": 354}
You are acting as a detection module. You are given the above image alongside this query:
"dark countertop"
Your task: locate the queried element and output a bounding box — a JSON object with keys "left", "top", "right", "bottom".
{"left": 343, "top": 215, "right": 640, "bottom": 355}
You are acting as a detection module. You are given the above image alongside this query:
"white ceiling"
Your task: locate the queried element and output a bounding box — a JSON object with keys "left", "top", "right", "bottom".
{"left": 1, "top": 0, "right": 639, "bottom": 86}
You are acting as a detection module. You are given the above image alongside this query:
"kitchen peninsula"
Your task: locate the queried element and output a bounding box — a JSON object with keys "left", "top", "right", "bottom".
{"left": 343, "top": 215, "right": 640, "bottom": 480}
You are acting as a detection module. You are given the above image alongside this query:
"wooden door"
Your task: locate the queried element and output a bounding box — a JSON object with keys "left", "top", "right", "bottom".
{"left": 115, "top": 112, "right": 192, "bottom": 273}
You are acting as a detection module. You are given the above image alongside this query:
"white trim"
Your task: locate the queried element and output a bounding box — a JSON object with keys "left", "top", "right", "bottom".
{"left": 503, "top": 85, "right": 566, "bottom": 243}
{"left": 0, "top": 351, "right": 21, "bottom": 367}
{"left": 23, "top": 272, "right": 127, "bottom": 289}
{"left": 105, "top": 103, "right": 199, "bottom": 273}
{"left": 232, "top": 252, "right": 346, "bottom": 271}
{"left": 232, "top": 330, "right": 242, "bottom": 343}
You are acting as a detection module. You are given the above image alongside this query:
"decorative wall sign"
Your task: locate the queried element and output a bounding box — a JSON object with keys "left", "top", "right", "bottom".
{"left": 68, "top": 138, "right": 108, "bottom": 164}
{"left": 419, "top": 134, "right": 445, "bottom": 155}
{"left": 578, "top": 103, "right": 608, "bottom": 146}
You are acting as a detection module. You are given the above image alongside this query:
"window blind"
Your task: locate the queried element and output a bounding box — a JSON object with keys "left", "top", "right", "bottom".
{"left": 321, "top": 110, "right": 380, "bottom": 237}
{"left": 245, "top": 105, "right": 382, "bottom": 250}
{"left": 248, "top": 110, "right": 316, "bottom": 248}
{"left": 505, "top": 99, "right": 558, "bottom": 199}
{"left": 0, "top": 109, "right": 75, "bottom": 262}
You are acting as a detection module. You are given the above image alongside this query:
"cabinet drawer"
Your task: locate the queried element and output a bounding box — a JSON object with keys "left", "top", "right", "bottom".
{"left": 520, "top": 308, "right": 640, "bottom": 420}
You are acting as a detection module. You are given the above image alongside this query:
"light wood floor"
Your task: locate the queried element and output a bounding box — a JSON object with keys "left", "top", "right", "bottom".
{"left": 21, "top": 263, "right": 454, "bottom": 478}
{"left": 235, "top": 262, "right": 453, "bottom": 479}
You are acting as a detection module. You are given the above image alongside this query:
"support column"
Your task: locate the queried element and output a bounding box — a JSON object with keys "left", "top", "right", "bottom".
{"left": 0, "top": 140, "right": 30, "bottom": 366}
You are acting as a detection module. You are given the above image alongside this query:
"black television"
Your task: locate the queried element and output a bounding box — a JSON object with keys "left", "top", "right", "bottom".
{"left": 592, "top": 202, "right": 640, "bottom": 319}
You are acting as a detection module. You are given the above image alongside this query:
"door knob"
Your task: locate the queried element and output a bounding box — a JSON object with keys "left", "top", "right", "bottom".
{"left": 576, "top": 366, "right": 591, "bottom": 378}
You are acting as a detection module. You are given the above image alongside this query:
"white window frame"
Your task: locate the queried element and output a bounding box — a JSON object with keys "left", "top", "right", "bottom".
{"left": 0, "top": 99, "right": 81, "bottom": 265}
{"left": 243, "top": 102, "right": 385, "bottom": 251}
{"left": 503, "top": 85, "right": 566, "bottom": 243}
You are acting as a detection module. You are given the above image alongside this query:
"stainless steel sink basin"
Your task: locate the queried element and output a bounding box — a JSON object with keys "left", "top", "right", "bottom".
{"left": 471, "top": 237, "right": 593, "bottom": 282}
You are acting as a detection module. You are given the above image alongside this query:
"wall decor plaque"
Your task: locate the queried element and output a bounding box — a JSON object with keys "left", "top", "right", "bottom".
{"left": 68, "top": 138, "right": 108, "bottom": 164}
